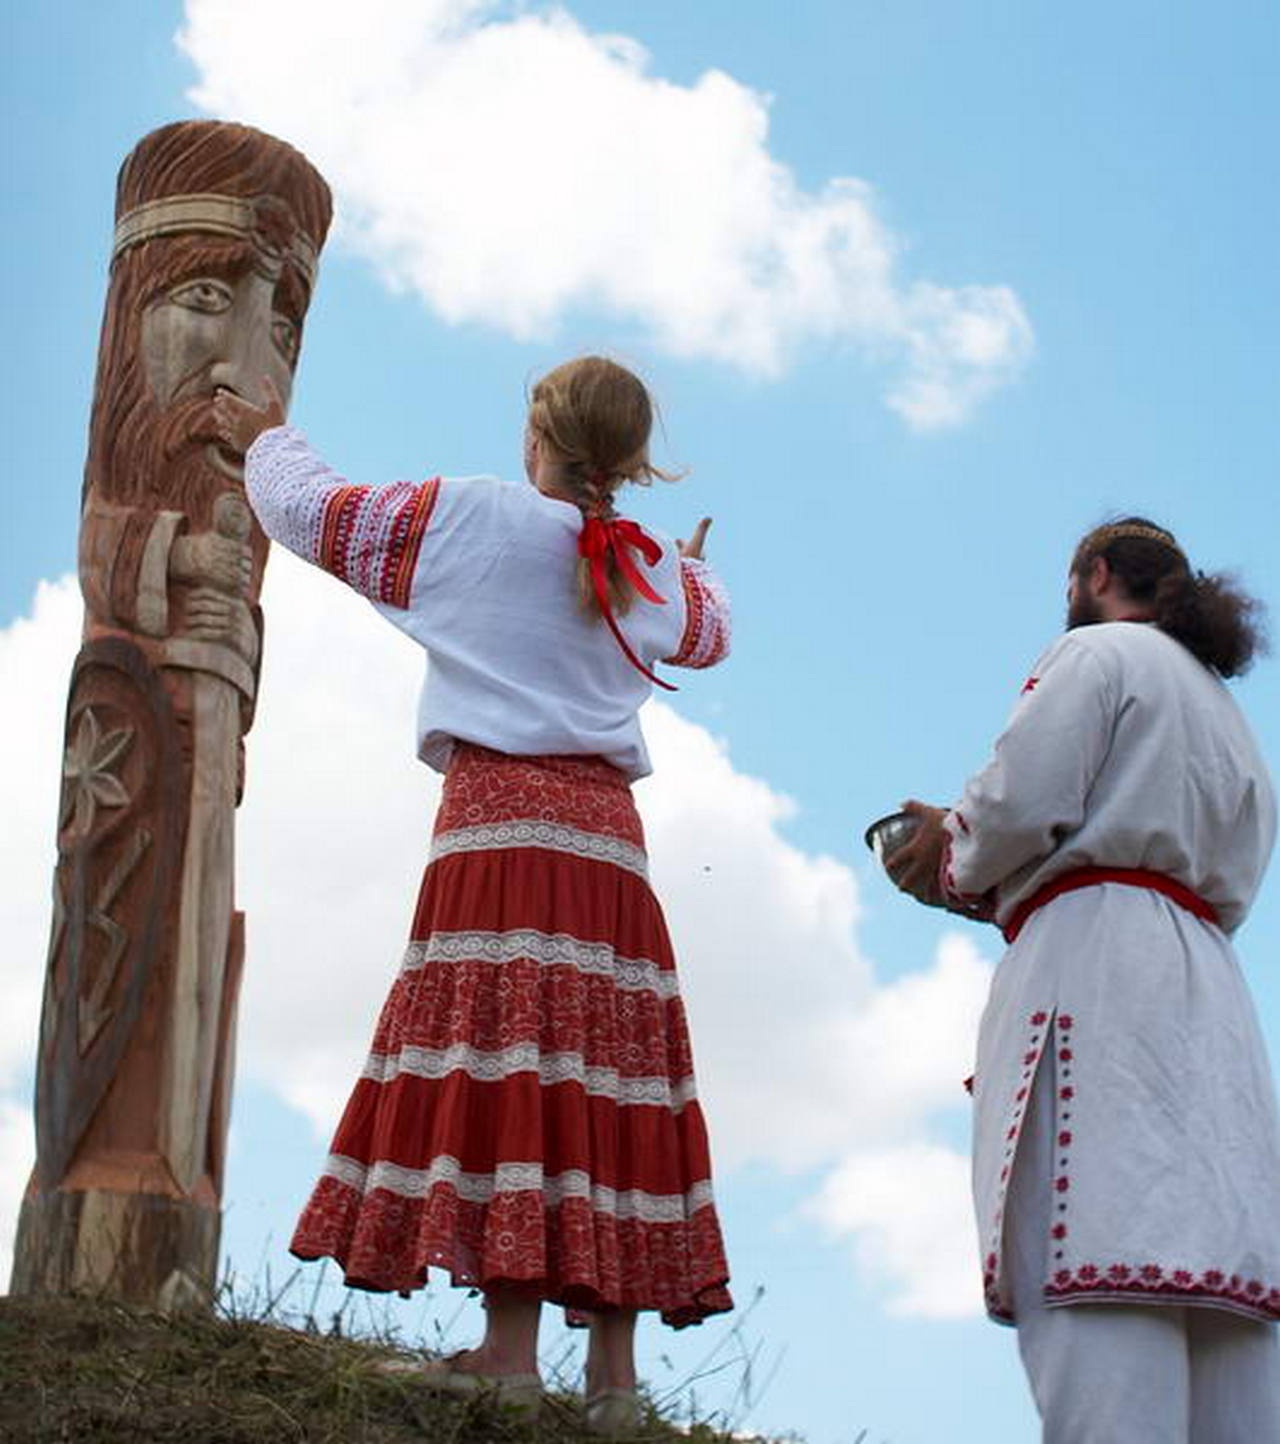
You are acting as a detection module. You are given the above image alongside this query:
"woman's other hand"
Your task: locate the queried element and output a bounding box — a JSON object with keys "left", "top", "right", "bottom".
{"left": 678, "top": 518, "right": 712, "bottom": 559}
{"left": 213, "top": 377, "right": 287, "bottom": 455}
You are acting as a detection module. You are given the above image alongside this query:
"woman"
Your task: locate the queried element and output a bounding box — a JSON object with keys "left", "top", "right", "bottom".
{"left": 214, "top": 357, "right": 733, "bottom": 1434}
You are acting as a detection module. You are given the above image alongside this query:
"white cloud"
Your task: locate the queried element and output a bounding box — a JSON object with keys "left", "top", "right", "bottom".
{"left": 0, "top": 578, "right": 79, "bottom": 1288}
{"left": 233, "top": 554, "right": 440, "bottom": 1130}
{"left": 0, "top": 561, "right": 992, "bottom": 1316}
{"left": 0, "top": 1101, "right": 35, "bottom": 1273}
{"left": 639, "top": 704, "right": 874, "bottom": 1170}
{"left": 177, "top": 0, "right": 1032, "bottom": 427}
{"left": 0, "top": 577, "right": 80, "bottom": 1094}
{"left": 820, "top": 931, "right": 990, "bottom": 1147}
{"left": 809, "top": 1141, "right": 981, "bottom": 1318}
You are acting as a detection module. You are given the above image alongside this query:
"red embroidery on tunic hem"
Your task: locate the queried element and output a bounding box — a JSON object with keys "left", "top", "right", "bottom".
{"left": 981, "top": 1012, "right": 1280, "bottom": 1328}
{"left": 1044, "top": 1264, "right": 1280, "bottom": 1322}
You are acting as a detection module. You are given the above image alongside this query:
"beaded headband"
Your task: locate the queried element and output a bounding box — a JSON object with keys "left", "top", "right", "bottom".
{"left": 1082, "top": 522, "right": 1188, "bottom": 564}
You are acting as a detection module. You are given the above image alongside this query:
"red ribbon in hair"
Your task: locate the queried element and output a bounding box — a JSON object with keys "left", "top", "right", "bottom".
{"left": 578, "top": 515, "right": 677, "bottom": 691}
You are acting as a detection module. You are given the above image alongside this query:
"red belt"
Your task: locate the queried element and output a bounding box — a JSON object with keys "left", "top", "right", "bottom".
{"left": 1002, "top": 866, "right": 1220, "bottom": 944}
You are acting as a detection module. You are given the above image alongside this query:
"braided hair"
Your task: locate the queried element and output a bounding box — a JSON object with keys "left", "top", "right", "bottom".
{"left": 527, "top": 357, "right": 679, "bottom": 616}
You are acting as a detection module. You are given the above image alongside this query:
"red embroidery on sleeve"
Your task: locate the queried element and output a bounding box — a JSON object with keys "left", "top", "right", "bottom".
{"left": 939, "top": 829, "right": 998, "bottom": 922}
{"left": 383, "top": 477, "right": 440, "bottom": 608}
{"left": 667, "top": 560, "right": 730, "bottom": 669}
{"left": 318, "top": 476, "right": 440, "bottom": 607}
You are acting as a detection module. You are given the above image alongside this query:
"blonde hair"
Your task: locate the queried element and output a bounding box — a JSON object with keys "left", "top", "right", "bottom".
{"left": 527, "top": 356, "right": 679, "bottom": 616}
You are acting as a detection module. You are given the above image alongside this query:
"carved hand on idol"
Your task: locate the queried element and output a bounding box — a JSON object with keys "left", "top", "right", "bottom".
{"left": 678, "top": 517, "right": 712, "bottom": 559}
{"left": 884, "top": 799, "right": 949, "bottom": 908}
{"left": 169, "top": 532, "right": 253, "bottom": 595}
{"left": 212, "top": 376, "right": 287, "bottom": 455}
{"left": 183, "top": 587, "right": 259, "bottom": 662}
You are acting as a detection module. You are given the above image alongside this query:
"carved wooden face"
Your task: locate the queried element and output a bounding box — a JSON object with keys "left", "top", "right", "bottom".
{"left": 139, "top": 251, "right": 300, "bottom": 482}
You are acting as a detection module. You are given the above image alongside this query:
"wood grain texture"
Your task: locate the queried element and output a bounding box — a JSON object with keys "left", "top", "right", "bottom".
{"left": 11, "top": 121, "right": 331, "bottom": 1307}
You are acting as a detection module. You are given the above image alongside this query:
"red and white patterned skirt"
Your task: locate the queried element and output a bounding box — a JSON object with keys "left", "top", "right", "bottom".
{"left": 290, "top": 744, "right": 733, "bottom": 1328}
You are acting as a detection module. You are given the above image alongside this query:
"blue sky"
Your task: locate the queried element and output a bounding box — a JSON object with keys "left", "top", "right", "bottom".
{"left": 3, "top": 4, "right": 1277, "bottom": 1441}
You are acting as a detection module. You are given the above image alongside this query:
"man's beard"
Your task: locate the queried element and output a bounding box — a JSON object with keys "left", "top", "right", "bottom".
{"left": 1066, "top": 587, "right": 1105, "bottom": 630}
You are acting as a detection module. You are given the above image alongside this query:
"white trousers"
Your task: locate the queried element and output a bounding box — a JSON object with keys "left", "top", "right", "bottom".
{"left": 1004, "top": 1030, "right": 1280, "bottom": 1444}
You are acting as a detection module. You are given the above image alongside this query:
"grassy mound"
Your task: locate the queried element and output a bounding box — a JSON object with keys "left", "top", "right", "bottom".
{"left": 0, "top": 1296, "right": 771, "bottom": 1443}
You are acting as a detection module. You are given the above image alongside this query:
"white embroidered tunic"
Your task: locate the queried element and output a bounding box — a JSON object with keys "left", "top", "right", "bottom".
{"left": 244, "top": 426, "right": 730, "bottom": 779}
{"left": 942, "top": 622, "right": 1280, "bottom": 1324}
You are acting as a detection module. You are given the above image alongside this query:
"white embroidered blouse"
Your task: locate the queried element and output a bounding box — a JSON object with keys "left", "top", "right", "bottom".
{"left": 244, "top": 425, "right": 731, "bottom": 779}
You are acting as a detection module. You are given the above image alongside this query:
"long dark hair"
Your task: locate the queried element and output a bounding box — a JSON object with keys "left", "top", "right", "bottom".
{"left": 1072, "top": 517, "right": 1267, "bottom": 678}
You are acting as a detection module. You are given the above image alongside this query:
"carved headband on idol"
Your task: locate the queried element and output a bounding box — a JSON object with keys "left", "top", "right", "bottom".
{"left": 111, "top": 194, "right": 318, "bottom": 287}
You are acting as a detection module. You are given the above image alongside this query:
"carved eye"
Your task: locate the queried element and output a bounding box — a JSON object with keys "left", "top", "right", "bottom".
{"left": 169, "top": 279, "right": 233, "bottom": 314}
{"left": 271, "top": 314, "right": 300, "bottom": 362}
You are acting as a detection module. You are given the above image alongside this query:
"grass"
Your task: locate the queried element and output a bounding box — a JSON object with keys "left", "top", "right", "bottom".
{"left": 0, "top": 1294, "right": 785, "bottom": 1443}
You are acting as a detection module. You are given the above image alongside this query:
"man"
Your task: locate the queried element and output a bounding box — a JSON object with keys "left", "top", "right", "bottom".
{"left": 890, "top": 518, "right": 1280, "bottom": 1442}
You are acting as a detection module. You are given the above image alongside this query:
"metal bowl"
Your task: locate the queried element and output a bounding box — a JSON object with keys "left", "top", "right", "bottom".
{"left": 864, "top": 810, "right": 921, "bottom": 863}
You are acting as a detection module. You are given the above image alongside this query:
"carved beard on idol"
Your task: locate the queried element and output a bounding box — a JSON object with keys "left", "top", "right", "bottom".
{"left": 87, "top": 230, "right": 307, "bottom": 562}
